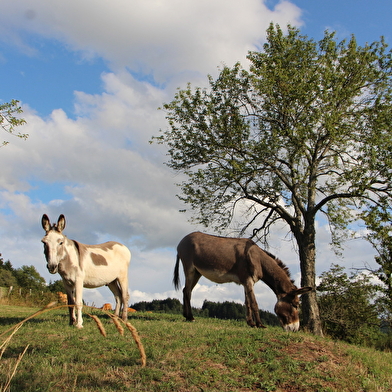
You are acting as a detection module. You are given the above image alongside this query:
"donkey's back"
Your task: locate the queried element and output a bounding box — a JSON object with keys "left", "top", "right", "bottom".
{"left": 74, "top": 240, "right": 131, "bottom": 287}
{"left": 174, "top": 232, "right": 256, "bottom": 288}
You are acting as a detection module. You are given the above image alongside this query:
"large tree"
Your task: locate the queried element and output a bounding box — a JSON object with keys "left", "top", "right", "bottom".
{"left": 155, "top": 24, "right": 392, "bottom": 335}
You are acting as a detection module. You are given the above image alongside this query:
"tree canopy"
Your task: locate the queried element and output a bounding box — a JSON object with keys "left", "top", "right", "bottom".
{"left": 155, "top": 24, "right": 392, "bottom": 335}
{"left": 12, "top": 265, "right": 47, "bottom": 291}
{"left": 362, "top": 204, "right": 392, "bottom": 326}
{"left": 318, "top": 264, "right": 382, "bottom": 344}
{"left": 202, "top": 300, "right": 279, "bottom": 326}
{"left": 0, "top": 255, "right": 17, "bottom": 287}
{"left": 0, "top": 254, "right": 61, "bottom": 293}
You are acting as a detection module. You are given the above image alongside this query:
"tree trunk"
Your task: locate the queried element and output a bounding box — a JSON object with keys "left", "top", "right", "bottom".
{"left": 297, "top": 221, "right": 324, "bottom": 336}
{"left": 300, "top": 275, "right": 323, "bottom": 335}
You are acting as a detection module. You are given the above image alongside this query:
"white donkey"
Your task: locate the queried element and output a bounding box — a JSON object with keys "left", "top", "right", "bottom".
{"left": 41, "top": 214, "right": 131, "bottom": 328}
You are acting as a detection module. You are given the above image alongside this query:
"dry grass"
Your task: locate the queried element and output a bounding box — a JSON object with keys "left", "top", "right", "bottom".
{"left": 125, "top": 321, "right": 147, "bottom": 367}
{"left": 0, "top": 303, "right": 146, "bottom": 391}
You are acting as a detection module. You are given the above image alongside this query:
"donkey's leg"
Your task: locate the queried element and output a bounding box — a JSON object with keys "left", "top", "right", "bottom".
{"left": 244, "top": 293, "right": 255, "bottom": 327}
{"left": 107, "top": 280, "right": 122, "bottom": 317}
{"left": 243, "top": 281, "right": 266, "bottom": 328}
{"left": 115, "top": 275, "right": 130, "bottom": 321}
{"left": 183, "top": 268, "right": 201, "bottom": 322}
{"left": 74, "top": 280, "right": 84, "bottom": 329}
{"left": 66, "top": 292, "right": 76, "bottom": 326}
{"left": 64, "top": 283, "right": 76, "bottom": 326}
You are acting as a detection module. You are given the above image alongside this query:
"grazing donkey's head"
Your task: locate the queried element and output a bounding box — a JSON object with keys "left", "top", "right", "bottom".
{"left": 274, "top": 287, "right": 312, "bottom": 332}
{"left": 41, "top": 214, "right": 67, "bottom": 274}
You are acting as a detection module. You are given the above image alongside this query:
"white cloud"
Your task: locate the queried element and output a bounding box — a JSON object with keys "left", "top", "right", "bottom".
{"left": 0, "top": 0, "right": 303, "bottom": 82}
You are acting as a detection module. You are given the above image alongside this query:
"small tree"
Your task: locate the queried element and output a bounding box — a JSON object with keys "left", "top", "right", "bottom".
{"left": 48, "top": 279, "right": 66, "bottom": 293}
{"left": 362, "top": 204, "right": 392, "bottom": 326}
{"left": 13, "top": 265, "right": 47, "bottom": 292}
{"left": 0, "top": 254, "right": 14, "bottom": 272}
{"left": 0, "top": 255, "right": 17, "bottom": 287}
{"left": 318, "top": 264, "right": 381, "bottom": 344}
{"left": 0, "top": 269, "right": 17, "bottom": 288}
{"left": 1, "top": 99, "right": 27, "bottom": 147}
{"left": 155, "top": 24, "right": 392, "bottom": 334}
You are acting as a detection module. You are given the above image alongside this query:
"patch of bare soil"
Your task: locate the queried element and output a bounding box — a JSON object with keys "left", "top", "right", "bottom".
{"left": 277, "top": 336, "right": 359, "bottom": 392}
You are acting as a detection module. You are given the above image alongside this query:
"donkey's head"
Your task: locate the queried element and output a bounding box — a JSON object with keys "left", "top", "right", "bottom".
{"left": 41, "top": 214, "right": 67, "bottom": 274}
{"left": 274, "top": 287, "right": 312, "bottom": 332}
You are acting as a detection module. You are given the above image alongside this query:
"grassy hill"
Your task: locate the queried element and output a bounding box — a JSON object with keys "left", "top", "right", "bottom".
{"left": 1, "top": 304, "right": 392, "bottom": 391}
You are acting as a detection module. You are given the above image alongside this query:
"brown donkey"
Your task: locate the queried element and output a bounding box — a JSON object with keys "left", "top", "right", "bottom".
{"left": 174, "top": 232, "right": 312, "bottom": 331}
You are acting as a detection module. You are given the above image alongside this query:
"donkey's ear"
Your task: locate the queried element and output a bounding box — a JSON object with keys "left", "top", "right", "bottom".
{"left": 294, "top": 287, "right": 312, "bottom": 296}
{"left": 42, "top": 214, "right": 51, "bottom": 232}
{"left": 57, "top": 214, "right": 66, "bottom": 232}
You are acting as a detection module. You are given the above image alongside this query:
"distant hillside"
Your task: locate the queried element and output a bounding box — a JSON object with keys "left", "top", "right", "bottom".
{"left": 130, "top": 297, "right": 280, "bottom": 326}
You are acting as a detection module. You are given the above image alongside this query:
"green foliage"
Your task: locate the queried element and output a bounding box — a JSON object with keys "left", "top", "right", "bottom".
{"left": 12, "top": 265, "right": 47, "bottom": 291}
{"left": 131, "top": 298, "right": 183, "bottom": 313}
{"left": 0, "top": 254, "right": 47, "bottom": 292}
{"left": 0, "top": 255, "right": 13, "bottom": 271}
{"left": 202, "top": 299, "right": 246, "bottom": 320}
{"left": 156, "top": 24, "right": 392, "bottom": 240}
{"left": 47, "top": 279, "right": 66, "bottom": 293}
{"left": 202, "top": 299, "right": 280, "bottom": 326}
{"left": 361, "top": 203, "right": 392, "bottom": 326}
{"left": 154, "top": 23, "right": 392, "bottom": 334}
{"left": 0, "top": 269, "right": 17, "bottom": 288}
{"left": 0, "top": 99, "right": 27, "bottom": 147}
{"left": 317, "top": 264, "right": 383, "bottom": 345}
{"left": 0, "top": 254, "right": 17, "bottom": 287}
{"left": 0, "top": 254, "right": 57, "bottom": 306}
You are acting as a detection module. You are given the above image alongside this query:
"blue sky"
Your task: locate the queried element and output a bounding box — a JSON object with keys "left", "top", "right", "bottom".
{"left": 294, "top": 0, "right": 392, "bottom": 42}
{"left": 0, "top": 0, "right": 388, "bottom": 311}
{"left": 3, "top": 1, "right": 391, "bottom": 118}
{"left": 1, "top": 40, "right": 108, "bottom": 118}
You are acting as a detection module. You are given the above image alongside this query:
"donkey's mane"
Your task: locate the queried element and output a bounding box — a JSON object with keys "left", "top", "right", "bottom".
{"left": 263, "top": 249, "right": 295, "bottom": 284}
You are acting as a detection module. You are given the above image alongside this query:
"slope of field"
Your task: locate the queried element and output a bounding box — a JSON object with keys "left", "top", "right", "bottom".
{"left": 1, "top": 305, "right": 392, "bottom": 391}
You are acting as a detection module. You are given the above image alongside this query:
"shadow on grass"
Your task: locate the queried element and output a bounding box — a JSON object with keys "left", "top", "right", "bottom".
{"left": 0, "top": 344, "right": 30, "bottom": 359}
{"left": 0, "top": 317, "right": 48, "bottom": 326}
{"left": 10, "top": 372, "right": 134, "bottom": 392}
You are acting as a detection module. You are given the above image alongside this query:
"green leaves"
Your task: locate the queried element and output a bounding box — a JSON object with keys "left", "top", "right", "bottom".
{"left": 155, "top": 23, "right": 392, "bottom": 247}
{"left": 361, "top": 203, "right": 392, "bottom": 324}
{"left": 0, "top": 99, "right": 27, "bottom": 147}
{"left": 318, "top": 264, "right": 383, "bottom": 344}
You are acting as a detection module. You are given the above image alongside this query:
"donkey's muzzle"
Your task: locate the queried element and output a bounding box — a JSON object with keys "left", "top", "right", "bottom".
{"left": 47, "top": 264, "right": 58, "bottom": 274}
{"left": 283, "top": 321, "right": 300, "bottom": 332}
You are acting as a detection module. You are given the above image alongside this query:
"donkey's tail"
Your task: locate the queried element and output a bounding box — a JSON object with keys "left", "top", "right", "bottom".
{"left": 173, "top": 254, "right": 181, "bottom": 290}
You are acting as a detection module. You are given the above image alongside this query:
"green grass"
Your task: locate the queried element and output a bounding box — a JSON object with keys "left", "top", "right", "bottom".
{"left": 1, "top": 304, "right": 392, "bottom": 391}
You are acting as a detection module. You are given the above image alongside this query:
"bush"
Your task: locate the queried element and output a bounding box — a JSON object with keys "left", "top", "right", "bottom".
{"left": 318, "top": 264, "right": 383, "bottom": 345}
